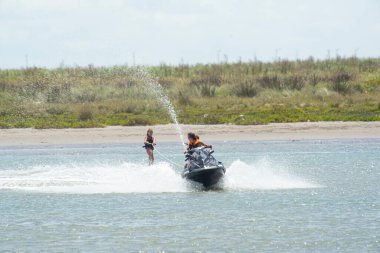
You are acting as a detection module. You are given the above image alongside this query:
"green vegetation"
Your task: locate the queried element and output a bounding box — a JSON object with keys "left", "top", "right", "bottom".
{"left": 0, "top": 57, "right": 380, "bottom": 128}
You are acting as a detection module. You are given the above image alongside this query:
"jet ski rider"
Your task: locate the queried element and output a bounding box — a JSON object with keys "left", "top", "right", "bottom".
{"left": 187, "top": 132, "right": 212, "bottom": 151}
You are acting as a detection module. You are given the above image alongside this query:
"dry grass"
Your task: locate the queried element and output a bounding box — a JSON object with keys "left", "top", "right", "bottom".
{"left": 0, "top": 57, "right": 379, "bottom": 128}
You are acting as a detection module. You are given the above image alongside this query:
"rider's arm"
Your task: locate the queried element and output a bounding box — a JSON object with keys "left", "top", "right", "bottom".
{"left": 199, "top": 141, "right": 212, "bottom": 149}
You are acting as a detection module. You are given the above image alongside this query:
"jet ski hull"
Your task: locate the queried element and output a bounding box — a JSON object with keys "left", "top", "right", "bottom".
{"left": 182, "top": 165, "right": 225, "bottom": 187}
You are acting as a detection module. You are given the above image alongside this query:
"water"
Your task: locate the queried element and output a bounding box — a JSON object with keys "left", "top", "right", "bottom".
{"left": 0, "top": 139, "right": 379, "bottom": 252}
{"left": 137, "top": 68, "right": 185, "bottom": 146}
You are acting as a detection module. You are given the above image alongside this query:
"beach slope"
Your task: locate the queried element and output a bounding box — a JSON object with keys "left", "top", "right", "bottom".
{"left": 1, "top": 122, "right": 379, "bottom": 146}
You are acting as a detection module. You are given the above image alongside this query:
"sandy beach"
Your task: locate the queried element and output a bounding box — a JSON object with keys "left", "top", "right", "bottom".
{"left": 0, "top": 121, "right": 379, "bottom": 146}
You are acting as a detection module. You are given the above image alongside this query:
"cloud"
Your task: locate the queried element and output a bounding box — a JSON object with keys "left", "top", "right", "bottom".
{"left": 0, "top": 0, "right": 379, "bottom": 68}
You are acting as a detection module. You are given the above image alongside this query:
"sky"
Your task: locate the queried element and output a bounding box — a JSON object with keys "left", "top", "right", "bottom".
{"left": 0, "top": 0, "right": 379, "bottom": 69}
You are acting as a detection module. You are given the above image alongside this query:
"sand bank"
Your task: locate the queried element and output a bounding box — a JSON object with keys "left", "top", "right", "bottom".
{"left": 1, "top": 122, "right": 379, "bottom": 147}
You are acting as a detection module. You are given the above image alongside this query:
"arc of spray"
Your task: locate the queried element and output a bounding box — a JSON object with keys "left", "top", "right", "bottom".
{"left": 136, "top": 67, "right": 186, "bottom": 148}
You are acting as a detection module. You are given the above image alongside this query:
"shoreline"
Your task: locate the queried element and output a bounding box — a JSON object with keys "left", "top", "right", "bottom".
{"left": 0, "top": 121, "right": 380, "bottom": 147}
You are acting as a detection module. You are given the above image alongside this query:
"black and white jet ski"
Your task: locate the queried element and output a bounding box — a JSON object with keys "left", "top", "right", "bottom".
{"left": 182, "top": 147, "right": 226, "bottom": 188}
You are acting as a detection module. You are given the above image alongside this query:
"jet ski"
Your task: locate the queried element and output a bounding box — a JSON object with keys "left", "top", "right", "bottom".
{"left": 182, "top": 147, "right": 226, "bottom": 188}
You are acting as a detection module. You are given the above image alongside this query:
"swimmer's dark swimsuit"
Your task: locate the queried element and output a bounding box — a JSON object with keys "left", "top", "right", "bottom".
{"left": 144, "top": 135, "right": 154, "bottom": 150}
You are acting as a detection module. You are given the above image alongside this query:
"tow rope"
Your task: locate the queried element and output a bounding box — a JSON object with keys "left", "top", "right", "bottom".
{"left": 154, "top": 147, "right": 183, "bottom": 168}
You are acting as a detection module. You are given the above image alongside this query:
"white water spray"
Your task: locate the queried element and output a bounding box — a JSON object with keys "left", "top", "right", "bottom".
{"left": 0, "top": 160, "right": 320, "bottom": 194}
{"left": 136, "top": 68, "right": 185, "bottom": 147}
{"left": 224, "top": 159, "right": 320, "bottom": 190}
{"left": 0, "top": 162, "right": 187, "bottom": 193}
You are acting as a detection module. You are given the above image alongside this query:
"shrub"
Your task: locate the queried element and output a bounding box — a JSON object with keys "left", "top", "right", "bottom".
{"left": 74, "top": 90, "right": 96, "bottom": 103}
{"left": 126, "top": 105, "right": 136, "bottom": 113}
{"left": 329, "top": 71, "right": 355, "bottom": 94}
{"left": 46, "top": 106, "right": 66, "bottom": 115}
{"left": 158, "top": 77, "right": 175, "bottom": 88}
{"left": 177, "top": 90, "right": 192, "bottom": 105}
{"left": 330, "top": 71, "right": 353, "bottom": 85}
{"left": 77, "top": 107, "right": 93, "bottom": 121}
{"left": 190, "top": 75, "right": 222, "bottom": 86}
{"left": 257, "top": 74, "right": 282, "bottom": 89}
{"left": 194, "top": 83, "right": 216, "bottom": 97}
{"left": 190, "top": 75, "right": 221, "bottom": 97}
{"left": 233, "top": 80, "right": 258, "bottom": 97}
{"left": 308, "top": 73, "right": 324, "bottom": 86}
{"left": 47, "top": 85, "right": 64, "bottom": 102}
{"left": 282, "top": 75, "right": 305, "bottom": 90}
{"left": 0, "top": 81, "right": 8, "bottom": 91}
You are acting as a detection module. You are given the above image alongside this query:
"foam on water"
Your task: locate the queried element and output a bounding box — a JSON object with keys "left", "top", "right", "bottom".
{"left": 0, "top": 159, "right": 319, "bottom": 193}
{"left": 0, "top": 162, "right": 187, "bottom": 193}
{"left": 224, "top": 159, "right": 319, "bottom": 190}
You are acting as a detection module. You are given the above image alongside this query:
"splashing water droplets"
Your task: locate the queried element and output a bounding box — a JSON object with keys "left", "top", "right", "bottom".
{"left": 136, "top": 68, "right": 185, "bottom": 146}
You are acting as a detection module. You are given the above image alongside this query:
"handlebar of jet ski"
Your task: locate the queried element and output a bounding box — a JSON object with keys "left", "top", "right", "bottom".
{"left": 184, "top": 147, "right": 213, "bottom": 155}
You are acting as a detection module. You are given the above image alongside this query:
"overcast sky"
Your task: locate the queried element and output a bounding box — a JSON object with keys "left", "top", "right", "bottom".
{"left": 0, "top": 0, "right": 379, "bottom": 68}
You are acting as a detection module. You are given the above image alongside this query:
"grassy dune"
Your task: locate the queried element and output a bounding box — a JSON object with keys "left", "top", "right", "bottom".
{"left": 0, "top": 57, "right": 379, "bottom": 128}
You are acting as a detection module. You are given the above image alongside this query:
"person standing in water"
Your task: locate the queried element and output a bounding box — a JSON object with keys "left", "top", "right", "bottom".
{"left": 143, "top": 128, "right": 156, "bottom": 165}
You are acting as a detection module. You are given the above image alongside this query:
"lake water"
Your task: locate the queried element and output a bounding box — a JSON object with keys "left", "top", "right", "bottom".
{"left": 0, "top": 140, "right": 379, "bottom": 252}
